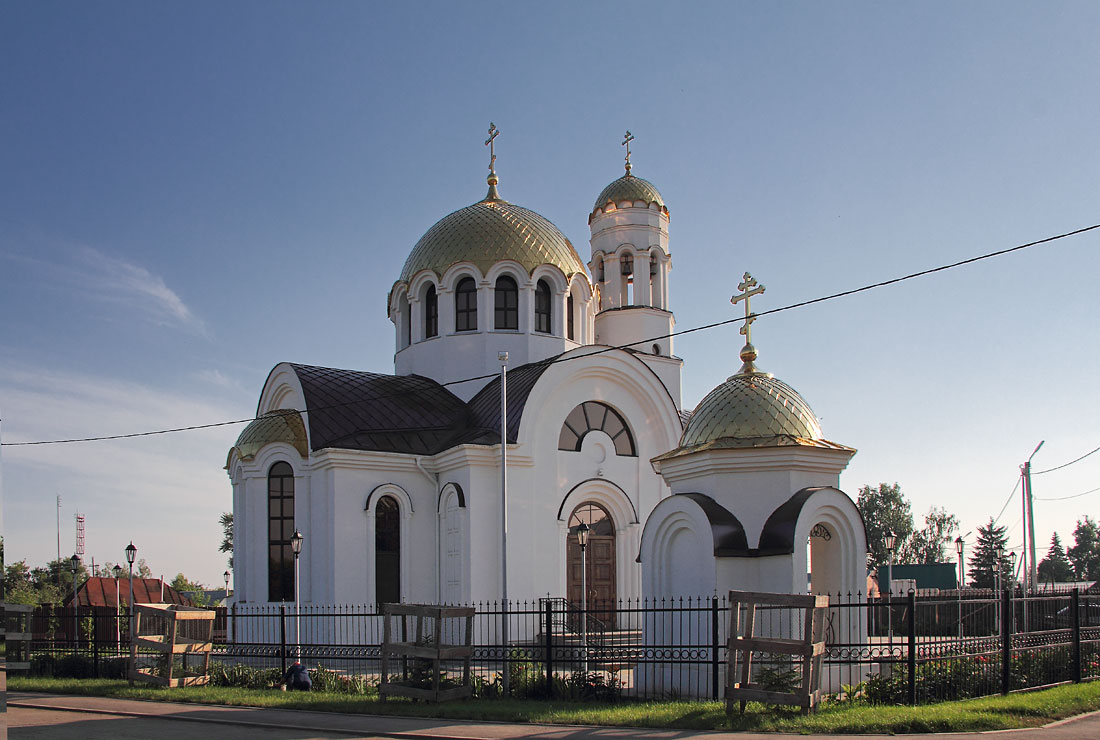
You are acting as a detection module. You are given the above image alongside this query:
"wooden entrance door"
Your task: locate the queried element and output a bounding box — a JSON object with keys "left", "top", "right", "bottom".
{"left": 567, "top": 503, "right": 617, "bottom": 628}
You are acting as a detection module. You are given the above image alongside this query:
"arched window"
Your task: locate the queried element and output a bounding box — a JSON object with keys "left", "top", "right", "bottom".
{"left": 557, "top": 401, "right": 637, "bottom": 456}
{"left": 424, "top": 285, "right": 438, "bottom": 339}
{"left": 455, "top": 277, "right": 477, "bottom": 332}
{"left": 596, "top": 257, "right": 605, "bottom": 283}
{"left": 375, "top": 496, "right": 400, "bottom": 604}
{"left": 399, "top": 293, "right": 411, "bottom": 348}
{"left": 267, "top": 461, "right": 295, "bottom": 602}
{"left": 534, "top": 279, "right": 551, "bottom": 334}
{"left": 494, "top": 275, "right": 518, "bottom": 330}
{"left": 567, "top": 292, "right": 575, "bottom": 340}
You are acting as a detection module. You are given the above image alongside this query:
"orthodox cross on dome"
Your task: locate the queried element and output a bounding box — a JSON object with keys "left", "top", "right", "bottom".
{"left": 730, "top": 272, "right": 765, "bottom": 375}
{"left": 484, "top": 122, "right": 501, "bottom": 199}
{"left": 622, "top": 130, "right": 634, "bottom": 174}
{"left": 485, "top": 122, "right": 499, "bottom": 175}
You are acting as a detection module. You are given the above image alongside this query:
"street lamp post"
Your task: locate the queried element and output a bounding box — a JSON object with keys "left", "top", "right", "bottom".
{"left": 994, "top": 543, "right": 1005, "bottom": 633}
{"left": 576, "top": 522, "right": 590, "bottom": 675}
{"left": 1008, "top": 551, "right": 1017, "bottom": 633}
{"left": 125, "top": 542, "right": 137, "bottom": 644}
{"left": 113, "top": 564, "right": 122, "bottom": 655}
{"left": 291, "top": 529, "right": 303, "bottom": 662}
{"left": 69, "top": 554, "right": 81, "bottom": 649}
{"left": 884, "top": 532, "right": 896, "bottom": 648}
{"left": 955, "top": 536, "right": 965, "bottom": 641}
{"left": 224, "top": 568, "right": 233, "bottom": 644}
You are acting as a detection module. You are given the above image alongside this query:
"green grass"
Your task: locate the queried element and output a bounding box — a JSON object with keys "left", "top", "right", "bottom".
{"left": 9, "top": 676, "right": 1100, "bottom": 733}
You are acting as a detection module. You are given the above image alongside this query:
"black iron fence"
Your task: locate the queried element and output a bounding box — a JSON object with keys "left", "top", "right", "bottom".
{"left": 13, "top": 588, "right": 1099, "bottom": 703}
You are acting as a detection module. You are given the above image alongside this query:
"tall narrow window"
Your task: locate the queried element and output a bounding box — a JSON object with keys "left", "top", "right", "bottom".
{"left": 455, "top": 277, "right": 477, "bottom": 332}
{"left": 494, "top": 275, "right": 518, "bottom": 330}
{"left": 567, "top": 292, "right": 575, "bottom": 340}
{"left": 375, "top": 496, "right": 400, "bottom": 604}
{"left": 267, "top": 462, "right": 295, "bottom": 602}
{"left": 424, "top": 285, "right": 438, "bottom": 338}
{"left": 534, "top": 280, "right": 551, "bottom": 334}
{"left": 400, "top": 299, "right": 411, "bottom": 348}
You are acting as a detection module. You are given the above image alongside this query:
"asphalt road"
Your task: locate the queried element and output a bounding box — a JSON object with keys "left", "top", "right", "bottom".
{"left": 8, "top": 706, "right": 353, "bottom": 739}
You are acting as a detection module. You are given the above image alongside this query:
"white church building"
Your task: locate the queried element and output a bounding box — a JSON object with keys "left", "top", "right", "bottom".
{"left": 225, "top": 132, "right": 867, "bottom": 618}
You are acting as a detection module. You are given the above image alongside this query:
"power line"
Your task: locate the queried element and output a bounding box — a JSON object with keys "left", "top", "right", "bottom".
{"left": 992, "top": 477, "right": 1021, "bottom": 528}
{"left": 3, "top": 220, "right": 1099, "bottom": 448}
{"left": 1033, "top": 444, "right": 1100, "bottom": 475}
{"left": 1035, "top": 485, "right": 1100, "bottom": 502}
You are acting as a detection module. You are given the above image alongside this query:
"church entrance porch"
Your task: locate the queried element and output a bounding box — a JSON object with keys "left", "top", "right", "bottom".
{"left": 567, "top": 503, "right": 617, "bottom": 628}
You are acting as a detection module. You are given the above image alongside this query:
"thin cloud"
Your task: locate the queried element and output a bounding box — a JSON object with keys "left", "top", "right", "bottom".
{"left": 74, "top": 246, "right": 207, "bottom": 335}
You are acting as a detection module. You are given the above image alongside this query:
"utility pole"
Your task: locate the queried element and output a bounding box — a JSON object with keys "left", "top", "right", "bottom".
{"left": 1022, "top": 441, "right": 1043, "bottom": 593}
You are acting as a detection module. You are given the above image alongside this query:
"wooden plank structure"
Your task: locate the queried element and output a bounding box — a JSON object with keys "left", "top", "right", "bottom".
{"left": 129, "top": 603, "right": 215, "bottom": 687}
{"left": 3, "top": 604, "right": 33, "bottom": 672}
{"left": 379, "top": 603, "right": 475, "bottom": 702}
{"left": 726, "top": 590, "right": 829, "bottom": 715}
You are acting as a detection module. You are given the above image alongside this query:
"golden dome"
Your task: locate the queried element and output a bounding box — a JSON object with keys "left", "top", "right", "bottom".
{"left": 678, "top": 372, "right": 824, "bottom": 451}
{"left": 398, "top": 194, "right": 586, "bottom": 283}
{"left": 592, "top": 174, "right": 667, "bottom": 216}
{"left": 227, "top": 409, "right": 309, "bottom": 465}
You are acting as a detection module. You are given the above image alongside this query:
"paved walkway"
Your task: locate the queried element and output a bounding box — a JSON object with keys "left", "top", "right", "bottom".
{"left": 8, "top": 692, "right": 1100, "bottom": 739}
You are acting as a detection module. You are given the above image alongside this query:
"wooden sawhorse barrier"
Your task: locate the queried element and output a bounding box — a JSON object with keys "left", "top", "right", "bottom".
{"left": 726, "top": 590, "right": 828, "bottom": 715}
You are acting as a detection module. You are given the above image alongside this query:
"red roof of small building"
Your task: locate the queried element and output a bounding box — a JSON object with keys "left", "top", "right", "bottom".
{"left": 65, "top": 577, "right": 192, "bottom": 608}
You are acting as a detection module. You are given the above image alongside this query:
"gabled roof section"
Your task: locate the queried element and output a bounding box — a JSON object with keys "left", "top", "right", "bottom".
{"left": 290, "top": 364, "right": 473, "bottom": 455}
{"left": 66, "top": 577, "right": 191, "bottom": 608}
{"left": 466, "top": 357, "right": 557, "bottom": 444}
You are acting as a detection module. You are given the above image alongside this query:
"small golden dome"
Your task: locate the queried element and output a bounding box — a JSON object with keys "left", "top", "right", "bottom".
{"left": 399, "top": 196, "right": 586, "bottom": 283}
{"left": 678, "top": 373, "right": 823, "bottom": 450}
{"left": 228, "top": 409, "right": 309, "bottom": 464}
{"left": 592, "top": 174, "right": 667, "bottom": 216}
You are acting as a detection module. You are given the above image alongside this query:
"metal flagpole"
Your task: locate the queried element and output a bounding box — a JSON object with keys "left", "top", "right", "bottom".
{"left": 499, "top": 351, "right": 509, "bottom": 695}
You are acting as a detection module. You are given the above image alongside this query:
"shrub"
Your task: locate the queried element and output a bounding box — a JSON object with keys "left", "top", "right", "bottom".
{"left": 208, "top": 661, "right": 283, "bottom": 689}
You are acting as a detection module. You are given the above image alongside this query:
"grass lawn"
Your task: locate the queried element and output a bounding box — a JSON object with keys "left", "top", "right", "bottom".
{"left": 9, "top": 676, "right": 1100, "bottom": 734}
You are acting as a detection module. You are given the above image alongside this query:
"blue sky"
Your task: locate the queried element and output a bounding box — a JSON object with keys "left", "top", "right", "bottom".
{"left": 2, "top": 2, "right": 1098, "bottom": 586}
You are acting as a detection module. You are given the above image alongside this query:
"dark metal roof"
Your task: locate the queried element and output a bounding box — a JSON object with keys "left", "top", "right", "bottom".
{"left": 678, "top": 493, "right": 750, "bottom": 556}
{"left": 758, "top": 487, "right": 828, "bottom": 555}
{"left": 290, "top": 364, "right": 475, "bottom": 456}
{"left": 466, "top": 358, "right": 556, "bottom": 444}
{"left": 66, "top": 577, "right": 191, "bottom": 608}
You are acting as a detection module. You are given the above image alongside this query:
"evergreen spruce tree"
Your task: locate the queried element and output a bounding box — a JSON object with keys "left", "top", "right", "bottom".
{"left": 1037, "top": 532, "right": 1074, "bottom": 585}
{"left": 966, "top": 518, "right": 1010, "bottom": 590}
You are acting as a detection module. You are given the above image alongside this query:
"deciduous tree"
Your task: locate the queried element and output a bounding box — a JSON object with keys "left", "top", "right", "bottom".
{"left": 857, "top": 483, "right": 914, "bottom": 569}
{"left": 219, "top": 511, "right": 234, "bottom": 569}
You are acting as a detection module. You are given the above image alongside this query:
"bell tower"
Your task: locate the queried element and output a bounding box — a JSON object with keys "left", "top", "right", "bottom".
{"left": 588, "top": 133, "right": 681, "bottom": 408}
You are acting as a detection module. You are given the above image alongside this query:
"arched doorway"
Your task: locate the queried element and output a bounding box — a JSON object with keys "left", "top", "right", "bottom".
{"left": 567, "top": 503, "right": 617, "bottom": 627}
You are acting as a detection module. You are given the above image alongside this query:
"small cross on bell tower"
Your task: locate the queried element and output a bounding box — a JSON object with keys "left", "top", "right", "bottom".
{"left": 730, "top": 272, "right": 766, "bottom": 376}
